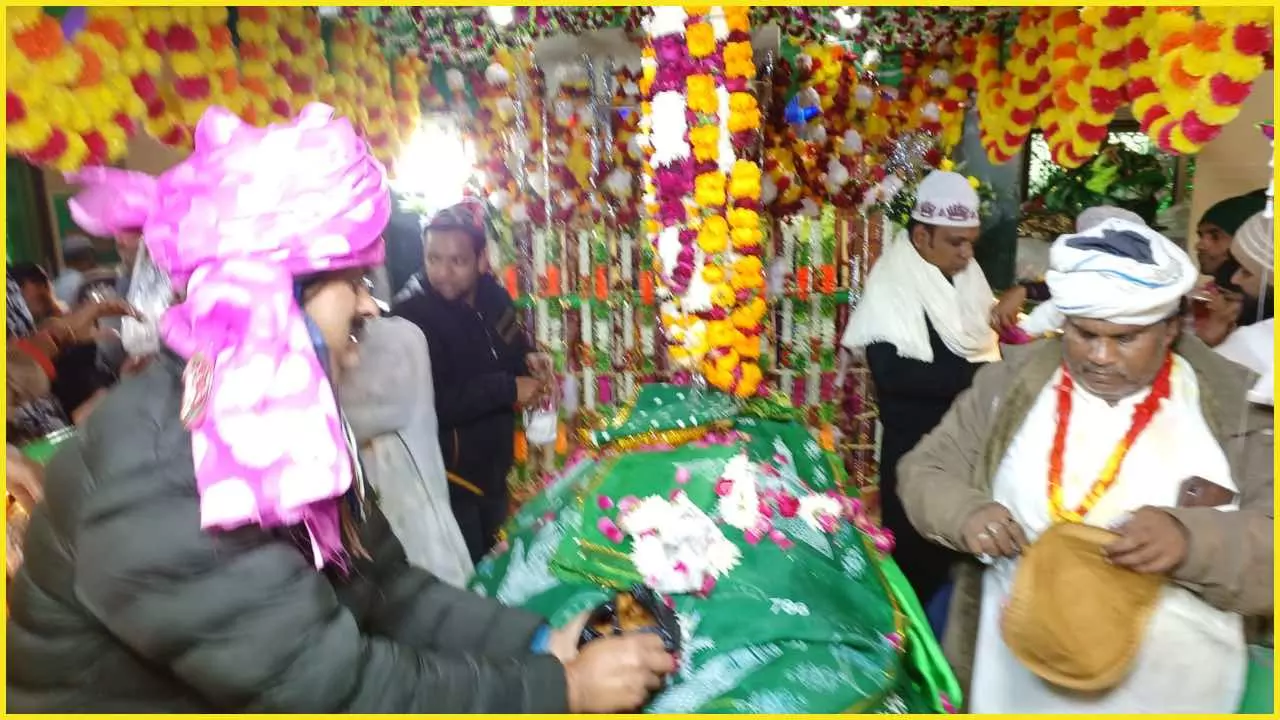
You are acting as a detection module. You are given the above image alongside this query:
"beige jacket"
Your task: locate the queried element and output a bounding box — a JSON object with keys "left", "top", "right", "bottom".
{"left": 898, "top": 336, "right": 1274, "bottom": 698}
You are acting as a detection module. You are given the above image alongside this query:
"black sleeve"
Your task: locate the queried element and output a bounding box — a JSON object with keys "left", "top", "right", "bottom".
{"left": 72, "top": 455, "right": 566, "bottom": 713}
{"left": 865, "top": 341, "right": 980, "bottom": 401}
{"left": 350, "top": 496, "right": 550, "bottom": 660}
{"left": 393, "top": 302, "right": 518, "bottom": 428}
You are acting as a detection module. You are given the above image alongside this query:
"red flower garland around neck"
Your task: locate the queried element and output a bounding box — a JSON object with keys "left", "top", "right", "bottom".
{"left": 1048, "top": 354, "right": 1174, "bottom": 523}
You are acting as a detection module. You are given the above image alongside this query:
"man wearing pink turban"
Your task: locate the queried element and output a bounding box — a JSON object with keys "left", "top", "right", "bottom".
{"left": 8, "top": 104, "right": 673, "bottom": 712}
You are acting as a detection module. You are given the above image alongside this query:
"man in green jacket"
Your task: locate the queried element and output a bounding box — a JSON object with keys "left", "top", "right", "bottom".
{"left": 899, "top": 218, "right": 1273, "bottom": 712}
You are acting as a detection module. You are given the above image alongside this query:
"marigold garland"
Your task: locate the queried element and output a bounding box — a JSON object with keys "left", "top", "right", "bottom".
{"left": 974, "top": 8, "right": 1055, "bottom": 163}
{"left": 1048, "top": 355, "right": 1172, "bottom": 523}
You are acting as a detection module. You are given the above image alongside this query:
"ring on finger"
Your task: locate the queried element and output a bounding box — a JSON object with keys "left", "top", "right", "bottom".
{"left": 977, "top": 531, "right": 991, "bottom": 542}
{"left": 986, "top": 522, "right": 1003, "bottom": 535}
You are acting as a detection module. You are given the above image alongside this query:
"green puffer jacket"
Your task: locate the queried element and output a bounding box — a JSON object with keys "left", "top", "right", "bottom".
{"left": 6, "top": 352, "right": 568, "bottom": 713}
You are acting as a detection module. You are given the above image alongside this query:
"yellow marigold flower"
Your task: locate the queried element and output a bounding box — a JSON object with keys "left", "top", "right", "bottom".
{"left": 728, "top": 92, "right": 761, "bottom": 133}
{"left": 714, "top": 349, "right": 741, "bottom": 374}
{"left": 687, "top": 74, "right": 717, "bottom": 114}
{"left": 685, "top": 5, "right": 711, "bottom": 17}
{"left": 710, "top": 283, "right": 737, "bottom": 309}
{"left": 734, "top": 332, "right": 761, "bottom": 360}
{"left": 724, "top": 6, "right": 750, "bottom": 33}
{"left": 698, "top": 224, "right": 728, "bottom": 254}
{"left": 707, "top": 320, "right": 735, "bottom": 347}
{"left": 729, "top": 160, "right": 762, "bottom": 199}
{"left": 735, "top": 362, "right": 763, "bottom": 397}
{"left": 731, "top": 227, "right": 763, "bottom": 250}
{"left": 689, "top": 124, "right": 720, "bottom": 162}
{"left": 695, "top": 172, "right": 727, "bottom": 208}
{"left": 967, "top": 176, "right": 981, "bottom": 189}
{"left": 724, "top": 41, "right": 755, "bottom": 78}
{"left": 686, "top": 23, "right": 716, "bottom": 58}
{"left": 728, "top": 207, "right": 759, "bottom": 229}
{"left": 702, "top": 264, "right": 725, "bottom": 285}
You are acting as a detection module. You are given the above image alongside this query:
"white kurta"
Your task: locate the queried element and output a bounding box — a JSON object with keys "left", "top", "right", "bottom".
{"left": 970, "top": 355, "right": 1246, "bottom": 713}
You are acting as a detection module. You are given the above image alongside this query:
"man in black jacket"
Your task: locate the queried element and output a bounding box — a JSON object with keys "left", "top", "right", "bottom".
{"left": 394, "top": 201, "right": 551, "bottom": 562}
{"left": 839, "top": 170, "right": 1002, "bottom": 615}
{"left": 8, "top": 105, "right": 671, "bottom": 713}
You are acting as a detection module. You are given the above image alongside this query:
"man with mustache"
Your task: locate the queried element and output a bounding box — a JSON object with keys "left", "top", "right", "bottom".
{"left": 898, "top": 218, "right": 1272, "bottom": 711}
{"left": 840, "top": 170, "right": 1001, "bottom": 613}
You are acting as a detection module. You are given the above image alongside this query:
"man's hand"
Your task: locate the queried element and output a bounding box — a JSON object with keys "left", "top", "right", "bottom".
{"left": 6, "top": 446, "right": 43, "bottom": 510}
{"left": 516, "top": 376, "right": 548, "bottom": 407}
{"left": 526, "top": 352, "right": 554, "bottom": 382}
{"left": 1196, "top": 293, "right": 1241, "bottom": 347}
{"left": 1104, "top": 506, "right": 1189, "bottom": 575}
{"left": 990, "top": 285, "right": 1028, "bottom": 332}
{"left": 565, "top": 633, "right": 675, "bottom": 713}
{"left": 546, "top": 610, "right": 591, "bottom": 664}
{"left": 960, "top": 502, "right": 1027, "bottom": 558}
{"left": 56, "top": 298, "right": 138, "bottom": 344}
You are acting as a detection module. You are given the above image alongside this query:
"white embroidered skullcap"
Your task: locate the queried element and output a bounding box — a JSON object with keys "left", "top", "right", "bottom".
{"left": 911, "top": 170, "right": 980, "bottom": 228}
{"left": 1076, "top": 206, "right": 1146, "bottom": 233}
{"left": 1020, "top": 218, "right": 1197, "bottom": 334}
{"left": 1230, "top": 210, "right": 1273, "bottom": 278}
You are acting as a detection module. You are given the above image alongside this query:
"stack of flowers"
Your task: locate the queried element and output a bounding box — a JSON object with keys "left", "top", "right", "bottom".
{"left": 393, "top": 54, "right": 426, "bottom": 143}
{"left": 235, "top": 7, "right": 278, "bottom": 125}
{"left": 642, "top": 6, "right": 765, "bottom": 396}
{"left": 6, "top": 7, "right": 160, "bottom": 171}
{"left": 972, "top": 8, "right": 1055, "bottom": 163}
{"left": 1144, "top": 7, "right": 1271, "bottom": 154}
{"left": 613, "top": 491, "right": 742, "bottom": 596}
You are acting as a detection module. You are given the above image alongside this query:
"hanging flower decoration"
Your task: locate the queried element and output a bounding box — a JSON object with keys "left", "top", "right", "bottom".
{"left": 1145, "top": 7, "right": 1272, "bottom": 154}
{"left": 972, "top": 8, "right": 1055, "bottom": 164}
{"left": 393, "top": 54, "right": 426, "bottom": 141}
{"left": 1039, "top": 8, "right": 1137, "bottom": 168}
{"left": 6, "top": 7, "right": 157, "bottom": 171}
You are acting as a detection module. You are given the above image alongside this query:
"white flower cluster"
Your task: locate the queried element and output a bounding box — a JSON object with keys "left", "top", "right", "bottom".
{"left": 621, "top": 493, "right": 741, "bottom": 595}
{"left": 717, "top": 454, "right": 761, "bottom": 531}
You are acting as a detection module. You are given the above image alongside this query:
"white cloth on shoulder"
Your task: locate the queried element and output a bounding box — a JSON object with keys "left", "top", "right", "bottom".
{"left": 1215, "top": 318, "right": 1274, "bottom": 406}
{"left": 1020, "top": 218, "right": 1198, "bottom": 336}
{"left": 841, "top": 230, "right": 1001, "bottom": 364}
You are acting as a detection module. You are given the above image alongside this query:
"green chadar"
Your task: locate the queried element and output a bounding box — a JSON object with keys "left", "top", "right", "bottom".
{"left": 471, "top": 384, "right": 961, "bottom": 713}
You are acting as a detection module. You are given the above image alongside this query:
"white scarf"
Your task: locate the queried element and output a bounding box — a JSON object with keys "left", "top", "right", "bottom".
{"left": 841, "top": 232, "right": 1001, "bottom": 364}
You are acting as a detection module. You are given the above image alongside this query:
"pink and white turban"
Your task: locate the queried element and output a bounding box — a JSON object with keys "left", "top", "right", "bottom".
{"left": 67, "top": 104, "right": 390, "bottom": 569}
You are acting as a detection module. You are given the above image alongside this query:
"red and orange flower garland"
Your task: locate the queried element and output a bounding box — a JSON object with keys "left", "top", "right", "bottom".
{"left": 1048, "top": 354, "right": 1172, "bottom": 523}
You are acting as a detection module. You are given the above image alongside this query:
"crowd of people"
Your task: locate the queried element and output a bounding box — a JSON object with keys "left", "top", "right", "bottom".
{"left": 4, "top": 99, "right": 1274, "bottom": 713}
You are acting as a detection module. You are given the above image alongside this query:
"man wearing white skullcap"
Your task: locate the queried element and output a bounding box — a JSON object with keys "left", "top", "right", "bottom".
{"left": 840, "top": 170, "right": 999, "bottom": 610}
{"left": 899, "top": 212, "right": 1273, "bottom": 712}
{"left": 1214, "top": 210, "right": 1273, "bottom": 405}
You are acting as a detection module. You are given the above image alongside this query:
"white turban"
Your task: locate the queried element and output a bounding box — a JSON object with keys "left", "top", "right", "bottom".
{"left": 1020, "top": 218, "right": 1198, "bottom": 335}
{"left": 1076, "top": 205, "right": 1146, "bottom": 233}
{"left": 911, "top": 170, "right": 980, "bottom": 228}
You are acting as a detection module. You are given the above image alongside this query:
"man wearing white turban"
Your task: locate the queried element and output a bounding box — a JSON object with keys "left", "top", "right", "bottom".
{"left": 898, "top": 220, "right": 1273, "bottom": 712}
{"left": 994, "top": 209, "right": 1152, "bottom": 335}
{"left": 840, "top": 169, "right": 1000, "bottom": 610}
{"left": 1017, "top": 218, "right": 1194, "bottom": 337}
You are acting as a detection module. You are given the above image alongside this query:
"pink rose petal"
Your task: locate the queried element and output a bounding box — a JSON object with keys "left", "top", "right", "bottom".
{"left": 744, "top": 528, "right": 763, "bottom": 545}
{"left": 598, "top": 517, "right": 624, "bottom": 543}
{"left": 758, "top": 500, "right": 774, "bottom": 518}
{"left": 874, "top": 528, "right": 896, "bottom": 554}
{"left": 818, "top": 513, "right": 839, "bottom": 534}
{"left": 714, "top": 477, "right": 734, "bottom": 497}
{"left": 777, "top": 493, "right": 800, "bottom": 518}
{"left": 699, "top": 574, "right": 718, "bottom": 596}
{"left": 675, "top": 467, "right": 691, "bottom": 484}
{"left": 618, "top": 495, "right": 640, "bottom": 514}
{"left": 597, "top": 495, "right": 615, "bottom": 511}
{"left": 673, "top": 561, "right": 688, "bottom": 574}
{"left": 769, "top": 528, "right": 795, "bottom": 550}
